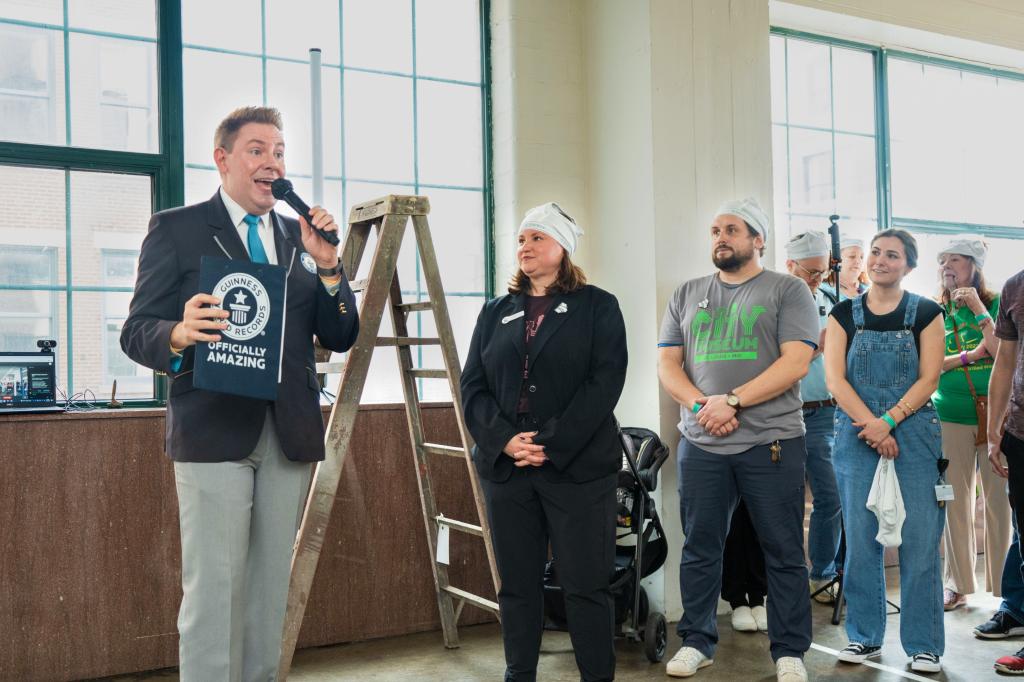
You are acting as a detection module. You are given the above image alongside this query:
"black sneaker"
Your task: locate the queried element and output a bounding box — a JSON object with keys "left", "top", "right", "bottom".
{"left": 975, "top": 611, "right": 1024, "bottom": 640}
{"left": 910, "top": 652, "right": 941, "bottom": 673}
{"left": 838, "top": 643, "right": 882, "bottom": 663}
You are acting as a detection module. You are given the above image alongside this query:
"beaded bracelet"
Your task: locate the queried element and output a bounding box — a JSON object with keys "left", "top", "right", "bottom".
{"left": 900, "top": 399, "right": 916, "bottom": 415}
{"left": 881, "top": 413, "right": 898, "bottom": 429}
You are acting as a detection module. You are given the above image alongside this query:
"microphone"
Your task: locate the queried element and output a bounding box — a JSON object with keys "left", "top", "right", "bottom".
{"left": 827, "top": 214, "right": 841, "bottom": 276}
{"left": 270, "top": 178, "right": 340, "bottom": 246}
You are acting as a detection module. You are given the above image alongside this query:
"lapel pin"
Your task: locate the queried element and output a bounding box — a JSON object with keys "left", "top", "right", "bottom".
{"left": 555, "top": 302, "right": 568, "bottom": 314}
{"left": 698, "top": 298, "right": 709, "bottom": 309}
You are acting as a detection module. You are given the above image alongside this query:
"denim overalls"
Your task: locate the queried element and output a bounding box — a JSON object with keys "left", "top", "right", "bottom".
{"left": 833, "top": 292, "right": 946, "bottom": 656}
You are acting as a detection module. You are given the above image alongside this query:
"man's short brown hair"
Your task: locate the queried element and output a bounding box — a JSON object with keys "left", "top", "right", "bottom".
{"left": 214, "top": 106, "right": 283, "bottom": 151}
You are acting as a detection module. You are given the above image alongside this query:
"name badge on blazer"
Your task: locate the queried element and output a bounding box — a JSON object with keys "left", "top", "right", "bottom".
{"left": 502, "top": 311, "right": 525, "bottom": 324}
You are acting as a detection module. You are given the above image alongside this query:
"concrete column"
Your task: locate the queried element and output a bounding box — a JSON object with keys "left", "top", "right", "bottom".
{"left": 583, "top": 0, "right": 774, "bottom": 620}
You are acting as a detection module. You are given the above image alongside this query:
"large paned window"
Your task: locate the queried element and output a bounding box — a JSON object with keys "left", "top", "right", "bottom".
{"left": 0, "top": 0, "right": 160, "bottom": 401}
{"left": 770, "top": 30, "right": 1024, "bottom": 296}
{"left": 181, "top": 0, "right": 488, "bottom": 403}
{"left": 0, "top": 0, "right": 491, "bottom": 405}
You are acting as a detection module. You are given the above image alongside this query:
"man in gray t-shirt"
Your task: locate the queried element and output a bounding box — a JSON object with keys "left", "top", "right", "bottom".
{"left": 659, "top": 198, "right": 818, "bottom": 680}
{"left": 659, "top": 270, "right": 817, "bottom": 452}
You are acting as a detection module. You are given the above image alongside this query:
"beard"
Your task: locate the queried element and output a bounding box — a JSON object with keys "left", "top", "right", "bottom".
{"left": 712, "top": 245, "right": 754, "bottom": 272}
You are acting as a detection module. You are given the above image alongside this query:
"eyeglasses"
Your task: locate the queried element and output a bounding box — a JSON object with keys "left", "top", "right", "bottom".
{"left": 794, "top": 262, "right": 829, "bottom": 279}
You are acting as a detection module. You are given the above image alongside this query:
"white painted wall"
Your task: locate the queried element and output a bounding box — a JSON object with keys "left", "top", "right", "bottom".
{"left": 489, "top": 0, "right": 589, "bottom": 288}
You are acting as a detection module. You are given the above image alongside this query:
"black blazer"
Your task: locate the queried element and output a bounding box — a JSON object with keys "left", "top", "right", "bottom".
{"left": 120, "top": 191, "right": 359, "bottom": 463}
{"left": 461, "top": 285, "right": 627, "bottom": 483}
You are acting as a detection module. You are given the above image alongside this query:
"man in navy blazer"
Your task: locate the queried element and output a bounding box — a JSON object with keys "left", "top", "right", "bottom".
{"left": 120, "top": 106, "right": 358, "bottom": 681}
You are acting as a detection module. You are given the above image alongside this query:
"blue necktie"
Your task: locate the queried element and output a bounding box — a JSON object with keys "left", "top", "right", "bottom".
{"left": 244, "top": 213, "right": 269, "bottom": 264}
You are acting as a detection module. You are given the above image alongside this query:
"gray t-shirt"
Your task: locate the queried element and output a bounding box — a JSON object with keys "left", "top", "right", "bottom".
{"left": 659, "top": 269, "right": 819, "bottom": 454}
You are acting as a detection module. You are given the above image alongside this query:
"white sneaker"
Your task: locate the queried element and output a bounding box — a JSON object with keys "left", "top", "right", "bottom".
{"left": 809, "top": 578, "right": 837, "bottom": 604}
{"left": 666, "top": 646, "right": 712, "bottom": 677}
{"left": 776, "top": 656, "right": 808, "bottom": 682}
{"left": 731, "top": 605, "right": 757, "bottom": 632}
{"left": 752, "top": 604, "right": 768, "bottom": 632}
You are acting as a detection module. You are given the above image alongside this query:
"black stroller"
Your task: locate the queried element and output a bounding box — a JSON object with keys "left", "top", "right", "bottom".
{"left": 542, "top": 424, "right": 671, "bottom": 662}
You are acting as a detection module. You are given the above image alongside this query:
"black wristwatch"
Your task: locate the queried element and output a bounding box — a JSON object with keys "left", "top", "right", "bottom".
{"left": 726, "top": 392, "right": 742, "bottom": 410}
{"left": 317, "top": 260, "right": 341, "bottom": 277}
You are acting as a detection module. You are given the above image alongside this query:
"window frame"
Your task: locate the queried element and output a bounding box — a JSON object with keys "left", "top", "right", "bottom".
{"left": 771, "top": 26, "right": 1024, "bottom": 246}
{"left": 0, "top": 0, "right": 494, "bottom": 407}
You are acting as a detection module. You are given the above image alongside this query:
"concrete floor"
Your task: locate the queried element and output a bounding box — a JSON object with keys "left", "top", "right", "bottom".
{"left": 108, "top": 565, "right": 1019, "bottom": 681}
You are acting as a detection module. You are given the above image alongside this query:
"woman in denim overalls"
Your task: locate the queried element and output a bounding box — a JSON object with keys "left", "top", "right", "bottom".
{"left": 824, "top": 229, "right": 946, "bottom": 674}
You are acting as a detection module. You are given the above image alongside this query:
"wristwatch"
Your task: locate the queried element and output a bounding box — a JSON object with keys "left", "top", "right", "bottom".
{"left": 317, "top": 260, "right": 341, "bottom": 277}
{"left": 726, "top": 392, "right": 742, "bottom": 410}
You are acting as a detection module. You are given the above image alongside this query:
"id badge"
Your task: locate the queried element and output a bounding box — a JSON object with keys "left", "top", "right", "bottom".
{"left": 935, "top": 484, "right": 955, "bottom": 502}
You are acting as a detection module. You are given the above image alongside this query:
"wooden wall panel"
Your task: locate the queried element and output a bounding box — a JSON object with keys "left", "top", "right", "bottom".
{"left": 0, "top": 404, "right": 495, "bottom": 681}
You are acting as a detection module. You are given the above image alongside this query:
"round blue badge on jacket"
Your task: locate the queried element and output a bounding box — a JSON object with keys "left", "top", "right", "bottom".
{"left": 300, "top": 252, "right": 317, "bottom": 274}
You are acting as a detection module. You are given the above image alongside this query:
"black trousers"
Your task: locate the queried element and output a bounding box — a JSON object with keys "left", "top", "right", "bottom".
{"left": 721, "top": 499, "right": 767, "bottom": 608}
{"left": 481, "top": 464, "right": 617, "bottom": 682}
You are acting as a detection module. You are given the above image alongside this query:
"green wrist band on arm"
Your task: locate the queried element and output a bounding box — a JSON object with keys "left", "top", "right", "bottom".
{"left": 692, "top": 402, "right": 701, "bottom": 414}
{"left": 975, "top": 311, "right": 992, "bottom": 324}
{"left": 881, "top": 413, "right": 897, "bottom": 429}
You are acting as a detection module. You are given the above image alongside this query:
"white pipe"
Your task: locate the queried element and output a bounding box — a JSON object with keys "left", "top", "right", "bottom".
{"left": 309, "top": 48, "right": 324, "bottom": 207}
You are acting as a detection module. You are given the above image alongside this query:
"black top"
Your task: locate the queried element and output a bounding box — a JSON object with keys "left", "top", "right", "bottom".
{"left": 517, "top": 294, "right": 554, "bottom": 414}
{"left": 829, "top": 292, "right": 943, "bottom": 355}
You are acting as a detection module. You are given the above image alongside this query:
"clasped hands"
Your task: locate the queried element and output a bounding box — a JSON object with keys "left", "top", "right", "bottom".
{"left": 504, "top": 432, "right": 547, "bottom": 468}
{"left": 693, "top": 394, "right": 739, "bottom": 437}
{"left": 853, "top": 417, "right": 899, "bottom": 459}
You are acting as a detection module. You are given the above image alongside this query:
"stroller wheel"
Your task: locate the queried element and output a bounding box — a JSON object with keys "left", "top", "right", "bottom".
{"left": 643, "top": 611, "right": 667, "bottom": 663}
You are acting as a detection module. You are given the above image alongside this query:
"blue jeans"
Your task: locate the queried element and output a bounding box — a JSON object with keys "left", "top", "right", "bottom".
{"left": 833, "top": 407, "right": 946, "bottom": 656}
{"left": 1000, "top": 530, "right": 1024, "bottom": 623}
{"left": 803, "top": 406, "right": 841, "bottom": 580}
{"left": 676, "top": 438, "right": 811, "bottom": 662}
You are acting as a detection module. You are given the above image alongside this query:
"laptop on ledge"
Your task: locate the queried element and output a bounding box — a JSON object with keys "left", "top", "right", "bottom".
{"left": 0, "top": 351, "right": 64, "bottom": 414}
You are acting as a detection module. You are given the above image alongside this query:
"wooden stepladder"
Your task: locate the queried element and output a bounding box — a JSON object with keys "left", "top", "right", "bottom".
{"left": 277, "top": 195, "right": 500, "bottom": 679}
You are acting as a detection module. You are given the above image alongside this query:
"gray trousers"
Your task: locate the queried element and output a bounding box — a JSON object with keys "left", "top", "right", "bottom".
{"left": 173, "top": 411, "right": 312, "bottom": 682}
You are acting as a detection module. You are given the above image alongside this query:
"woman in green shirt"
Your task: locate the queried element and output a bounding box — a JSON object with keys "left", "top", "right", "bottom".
{"left": 934, "top": 236, "right": 1008, "bottom": 611}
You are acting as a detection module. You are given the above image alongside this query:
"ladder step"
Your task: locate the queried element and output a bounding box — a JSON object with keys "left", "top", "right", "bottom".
{"left": 315, "top": 362, "right": 347, "bottom": 374}
{"left": 350, "top": 278, "right": 368, "bottom": 292}
{"left": 376, "top": 336, "right": 440, "bottom": 346}
{"left": 422, "top": 443, "right": 465, "bottom": 458}
{"left": 396, "top": 301, "right": 433, "bottom": 313}
{"left": 436, "top": 516, "right": 483, "bottom": 537}
{"left": 407, "top": 368, "right": 447, "bottom": 379}
{"left": 442, "top": 586, "right": 499, "bottom": 614}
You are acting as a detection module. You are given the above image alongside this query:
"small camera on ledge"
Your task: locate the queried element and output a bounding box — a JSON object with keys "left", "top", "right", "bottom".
{"left": 37, "top": 339, "right": 57, "bottom": 352}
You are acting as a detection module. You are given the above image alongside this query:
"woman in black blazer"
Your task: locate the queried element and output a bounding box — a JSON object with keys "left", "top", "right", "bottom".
{"left": 461, "top": 202, "right": 627, "bottom": 682}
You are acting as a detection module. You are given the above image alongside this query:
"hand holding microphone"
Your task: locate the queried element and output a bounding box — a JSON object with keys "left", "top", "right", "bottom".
{"left": 271, "top": 179, "right": 340, "bottom": 246}
{"left": 271, "top": 178, "right": 341, "bottom": 268}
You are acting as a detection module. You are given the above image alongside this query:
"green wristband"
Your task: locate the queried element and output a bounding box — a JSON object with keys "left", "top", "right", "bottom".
{"left": 692, "top": 402, "right": 701, "bottom": 414}
{"left": 881, "top": 413, "right": 897, "bottom": 429}
{"left": 975, "top": 311, "right": 992, "bottom": 324}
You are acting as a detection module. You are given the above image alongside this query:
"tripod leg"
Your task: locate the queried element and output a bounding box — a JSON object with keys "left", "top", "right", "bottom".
{"left": 831, "top": 572, "right": 844, "bottom": 626}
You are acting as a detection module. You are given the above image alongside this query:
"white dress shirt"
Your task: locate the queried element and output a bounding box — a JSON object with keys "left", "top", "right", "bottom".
{"left": 219, "top": 187, "right": 278, "bottom": 265}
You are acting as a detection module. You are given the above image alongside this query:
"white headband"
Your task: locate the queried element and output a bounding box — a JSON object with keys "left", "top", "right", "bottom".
{"left": 519, "top": 202, "right": 583, "bottom": 256}
{"left": 785, "top": 231, "right": 830, "bottom": 259}
{"left": 715, "top": 197, "right": 770, "bottom": 243}
{"left": 939, "top": 235, "right": 987, "bottom": 268}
